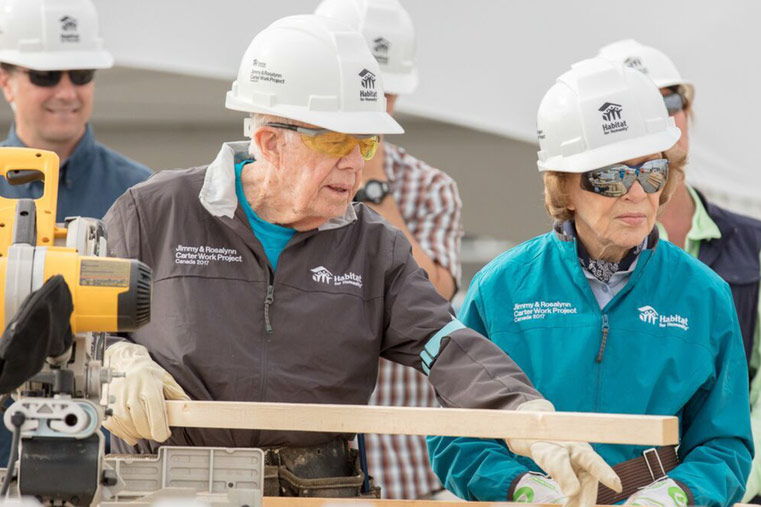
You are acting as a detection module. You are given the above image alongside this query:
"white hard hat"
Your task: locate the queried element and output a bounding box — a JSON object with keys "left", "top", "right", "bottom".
{"left": 598, "top": 39, "right": 694, "bottom": 104}
{"left": 0, "top": 0, "right": 113, "bottom": 70}
{"left": 226, "top": 15, "right": 402, "bottom": 135}
{"left": 314, "top": 0, "right": 417, "bottom": 95}
{"left": 536, "top": 58, "right": 681, "bottom": 173}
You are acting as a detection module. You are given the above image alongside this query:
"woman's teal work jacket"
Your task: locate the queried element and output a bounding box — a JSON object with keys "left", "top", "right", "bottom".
{"left": 428, "top": 229, "right": 752, "bottom": 506}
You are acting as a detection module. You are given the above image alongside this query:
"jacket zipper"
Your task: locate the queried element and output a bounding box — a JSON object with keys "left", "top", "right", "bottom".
{"left": 596, "top": 314, "right": 609, "bottom": 362}
{"left": 259, "top": 270, "right": 275, "bottom": 404}
{"left": 264, "top": 279, "right": 275, "bottom": 334}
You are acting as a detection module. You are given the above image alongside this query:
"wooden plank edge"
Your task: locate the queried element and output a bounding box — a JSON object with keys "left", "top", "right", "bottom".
{"left": 264, "top": 500, "right": 753, "bottom": 506}
{"left": 166, "top": 401, "right": 679, "bottom": 446}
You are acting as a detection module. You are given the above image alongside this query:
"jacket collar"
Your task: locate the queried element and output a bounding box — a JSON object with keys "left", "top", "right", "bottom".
{"left": 553, "top": 220, "right": 660, "bottom": 249}
{"left": 198, "top": 141, "right": 357, "bottom": 232}
{"left": 684, "top": 185, "right": 722, "bottom": 243}
{"left": 552, "top": 220, "right": 658, "bottom": 308}
{"left": 3, "top": 124, "right": 24, "bottom": 148}
{"left": 690, "top": 188, "right": 737, "bottom": 267}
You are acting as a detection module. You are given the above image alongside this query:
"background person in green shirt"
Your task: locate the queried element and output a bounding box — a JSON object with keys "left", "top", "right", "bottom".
{"left": 599, "top": 39, "right": 761, "bottom": 503}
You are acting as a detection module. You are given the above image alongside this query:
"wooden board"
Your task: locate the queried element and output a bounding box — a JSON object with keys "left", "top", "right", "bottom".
{"left": 166, "top": 401, "right": 678, "bottom": 446}
{"left": 265, "top": 500, "right": 753, "bottom": 507}
{"left": 264, "top": 499, "right": 513, "bottom": 506}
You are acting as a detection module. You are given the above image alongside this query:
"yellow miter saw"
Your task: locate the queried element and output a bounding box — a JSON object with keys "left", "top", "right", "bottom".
{"left": 0, "top": 147, "right": 151, "bottom": 505}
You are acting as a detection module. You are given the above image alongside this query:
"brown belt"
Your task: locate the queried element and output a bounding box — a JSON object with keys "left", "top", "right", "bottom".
{"left": 597, "top": 446, "right": 679, "bottom": 505}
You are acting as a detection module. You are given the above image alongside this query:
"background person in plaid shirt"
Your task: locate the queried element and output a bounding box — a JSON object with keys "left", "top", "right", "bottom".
{"left": 316, "top": 0, "right": 463, "bottom": 499}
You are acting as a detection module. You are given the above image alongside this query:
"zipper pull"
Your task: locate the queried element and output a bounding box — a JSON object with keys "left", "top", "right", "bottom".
{"left": 596, "top": 314, "right": 609, "bottom": 363}
{"left": 264, "top": 284, "right": 274, "bottom": 334}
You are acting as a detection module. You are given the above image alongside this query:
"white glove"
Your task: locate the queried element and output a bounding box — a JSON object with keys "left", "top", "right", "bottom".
{"left": 512, "top": 472, "right": 566, "bottom": 503}
{"left": 103, "top": 342, "right": 190, "bottom": 445}
{"left": 505, "top": 400, "right": 622, "bottom": 507}
{"left": 625, "top": 478, "right": 688, "bottom": 507}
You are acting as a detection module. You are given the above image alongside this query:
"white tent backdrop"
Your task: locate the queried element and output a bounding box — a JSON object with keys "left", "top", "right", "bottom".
{"left": 95, "top": 0, "right": 761, "bottom": 215}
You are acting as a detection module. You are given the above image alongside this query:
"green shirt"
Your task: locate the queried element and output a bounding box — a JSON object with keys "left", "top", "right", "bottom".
{"left": 659, "top": 185, "right": 761, "bottom": 501}
{"left": 656, "top": 185, "right": 721, "bottom": 257}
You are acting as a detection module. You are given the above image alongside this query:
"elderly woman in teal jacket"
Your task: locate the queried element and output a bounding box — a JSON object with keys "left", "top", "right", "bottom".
{"left": 428, "top": 58, "right": 752, "bottom": 507}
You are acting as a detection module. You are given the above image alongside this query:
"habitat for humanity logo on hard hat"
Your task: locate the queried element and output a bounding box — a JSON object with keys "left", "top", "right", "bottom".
{"left": 359, "top": 69, "right": 378, "bottom": 102}
{"left": 60, "top": 15, "right": 79, "bottom": 43}
{"left": 624, "top": 56, "right": 648, "bottom": 74}
{"left": 373, "top": 37, "right": 390, "bottom": 64}
{"left": 599, "top": 102, "right": 628, "bottom": 135}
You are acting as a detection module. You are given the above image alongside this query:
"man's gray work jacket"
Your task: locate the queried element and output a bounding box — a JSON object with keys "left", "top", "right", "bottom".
{"left": 104, "top": 141, "right": 541, "bottom": 452}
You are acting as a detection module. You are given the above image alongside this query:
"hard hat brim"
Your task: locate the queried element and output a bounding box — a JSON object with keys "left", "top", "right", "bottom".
{"left": 0, "top": 49, "right": 114, "bottom": 70}
{"left": 538, "top": 126, "right": 681, "bottom": 173}
{"left": 653, "top": 79, "right": 695, "bottom": 104}
{"left": 226, "top": 93, "right": 404, "bottom": 135}
{"left": 381, "top": 70, "right": 418, "bottom": 95}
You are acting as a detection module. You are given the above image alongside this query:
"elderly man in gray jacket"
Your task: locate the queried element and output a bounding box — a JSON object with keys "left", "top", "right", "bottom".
{"left": 102, "top": 15, "right": 620, "bottom": 503}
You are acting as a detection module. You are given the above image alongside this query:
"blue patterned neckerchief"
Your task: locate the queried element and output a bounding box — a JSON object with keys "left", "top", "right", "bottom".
{"left": 561, "top": 221, "right": 646, "bottom": 283}
{"left": 577, "top": 238, "right": 643, "bottom": 283}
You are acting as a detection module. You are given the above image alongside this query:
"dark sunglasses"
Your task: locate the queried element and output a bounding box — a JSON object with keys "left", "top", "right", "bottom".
{"left": 663, "top": 90, "right": 686, "bottom": 115}
{"left": 22, "top": 69, "right": 96, "bottom": 87}
{"left": 580, "top": 158, "right": 669, "bottom": 197}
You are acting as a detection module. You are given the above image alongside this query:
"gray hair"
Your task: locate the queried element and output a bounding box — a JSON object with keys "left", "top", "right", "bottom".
{"left": 248, "top": 113, "right": 299, "bottom": 159}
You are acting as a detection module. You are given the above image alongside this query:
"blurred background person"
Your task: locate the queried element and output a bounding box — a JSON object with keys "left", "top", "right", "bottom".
{"left": 599, "top": 39, "right": 761, "bottom": 503}
{"left": 0, "top": 0, "right": 152, "bottom": 464}
{"left": 0, "top": 0, "right": 152, "bottom": 221}
{"left": 315, "top": 0, "right": 462, "bottom": 499}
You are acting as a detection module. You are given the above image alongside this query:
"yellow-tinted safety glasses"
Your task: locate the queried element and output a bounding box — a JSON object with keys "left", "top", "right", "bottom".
{"left": 265, "top": 122, "right": 380, "bottom": 161}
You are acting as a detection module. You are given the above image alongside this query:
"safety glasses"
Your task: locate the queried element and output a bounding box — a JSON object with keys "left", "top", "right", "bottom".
{"left": 580, "top": 158, "right": 669, "bottom": 197}
{"left": 264, "top": 122, "right": 380, "bottom": 161}
{"left": 22, "top": 69, "right": 96, "bottom": 87}
{"left": 663, "top": 90, "right": 686, "bottom": 115}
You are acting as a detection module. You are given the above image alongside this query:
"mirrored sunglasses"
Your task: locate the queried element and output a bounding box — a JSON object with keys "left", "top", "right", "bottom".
{"left": 580, "top": 158, "right": 669, "bottom": 197}
{"left": 265, "top": 122, "right": 380, "bottom": 161}
{"left": 22, "top": 69, "right": 96, "bottom": 87}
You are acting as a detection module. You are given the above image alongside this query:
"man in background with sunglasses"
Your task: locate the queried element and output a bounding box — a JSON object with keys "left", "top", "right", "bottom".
{"left": 600, "top": 39, "right": 761, "bottom": 504}
{"left": 99, "top": 15, "right": 621, "bottom": 503}
{"left": 0, "top": 0, "right": 152, "bottom": 222}
{"left": 314, "top": 0, "right": 462, "bottom": 500}
{"left": 0, "top": 0, "right": 151, "bottom": 467}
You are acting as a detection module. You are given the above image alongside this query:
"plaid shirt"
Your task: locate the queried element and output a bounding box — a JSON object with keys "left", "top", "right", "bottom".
{"left": 366, "top": 143, "right": 463, "bottom": 499}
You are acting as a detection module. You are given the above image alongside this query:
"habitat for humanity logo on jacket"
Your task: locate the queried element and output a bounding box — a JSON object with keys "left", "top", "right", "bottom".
{"left": 637, "top": 305, "right": 689, "bottom": 330}
{"left": 310, "top": 266, "right": 363, "bottom": 288}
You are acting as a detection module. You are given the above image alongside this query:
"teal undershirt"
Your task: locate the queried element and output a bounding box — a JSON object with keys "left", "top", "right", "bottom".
{"left": 234, "top": 159, "right": 295, "bottom": 270}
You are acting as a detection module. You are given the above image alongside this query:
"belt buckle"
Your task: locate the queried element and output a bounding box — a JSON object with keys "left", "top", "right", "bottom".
{"left": 642, "top": 447, "right": 665, "bottom": 480}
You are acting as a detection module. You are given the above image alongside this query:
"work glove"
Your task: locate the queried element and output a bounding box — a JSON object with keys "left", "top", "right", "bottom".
{"left": 103, "top": 342, "right": 190, "bottom": 445}
{"left": 624, "top": 478, "right": 688, "bottom": 507}
{"left": 512, "top": 472, "right": 566, "bottom": 503}
{"left": 505, "top": 399, "right": 622, "bottom": 507}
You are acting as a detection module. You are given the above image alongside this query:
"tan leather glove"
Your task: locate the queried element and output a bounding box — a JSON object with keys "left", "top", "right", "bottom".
{"left": 505, "top": 399, "right": 622, "bottom": 507}
{"left": 103, "top": 342, "right": 190, "bottom": 445}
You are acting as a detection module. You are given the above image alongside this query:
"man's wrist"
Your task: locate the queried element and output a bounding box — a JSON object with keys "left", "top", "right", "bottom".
{"left": 355, "top": 179, "right": 391, "bottom": 204}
